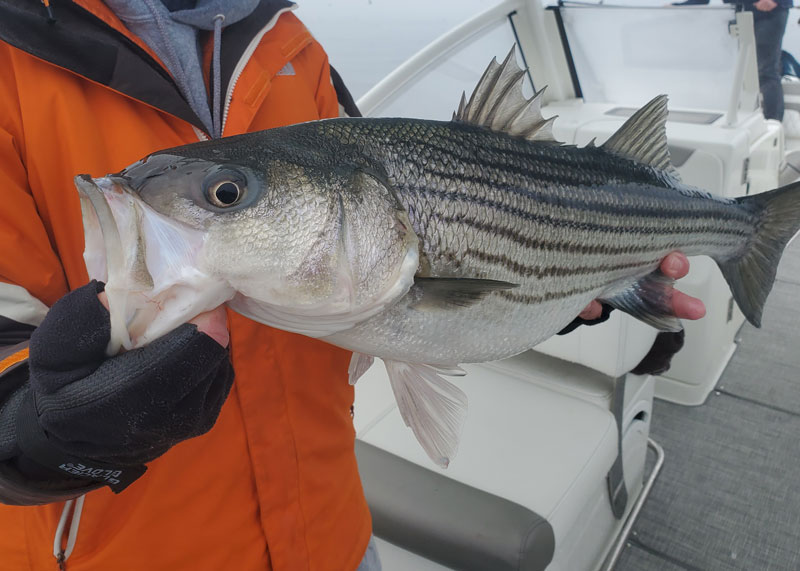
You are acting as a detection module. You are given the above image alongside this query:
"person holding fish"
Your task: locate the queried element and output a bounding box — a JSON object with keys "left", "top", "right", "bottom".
{"left": 672, "top": 0, "right": 792, "bottom": 121}
{"left": 0, "top": 1, "right": 711, "bottom": 570}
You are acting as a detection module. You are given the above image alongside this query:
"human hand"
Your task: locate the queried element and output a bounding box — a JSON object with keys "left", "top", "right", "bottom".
{"left": 15, "top": 281, "right": 234, "bottom": 492}
{"left": 754, "top": 0, "right": 778, "bottom": 11}
{"left": 97, "top": 291, "right": 230, "bottom": 348}
{"left": 578, "top": 252, "right": 706, "bottom": 321}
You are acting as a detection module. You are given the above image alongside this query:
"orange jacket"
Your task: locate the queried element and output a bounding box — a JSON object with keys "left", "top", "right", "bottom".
{"left": 0, "top": 1, "right": 371, "bottom": 569}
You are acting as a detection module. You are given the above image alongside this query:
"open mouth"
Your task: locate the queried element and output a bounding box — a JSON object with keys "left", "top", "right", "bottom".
{"left": 76, "top": 174, "right": 127, "bottom": 287}
{"left": 75, "top": 174, "right": 235, "bottom": 355}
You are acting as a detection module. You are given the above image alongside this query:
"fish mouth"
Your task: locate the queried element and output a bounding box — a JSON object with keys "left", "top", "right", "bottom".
{"left": 75, "top": 174, "right": 235, "bottom": 355}
{"left": 76, "top": 174, "right": 134, "bottom": 289}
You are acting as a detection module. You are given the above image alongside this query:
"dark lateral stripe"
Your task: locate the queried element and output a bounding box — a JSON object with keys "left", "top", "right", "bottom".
{"left": 497, "top": 283, "right": 602, "bottom": 305}
{"left": 429, "top": 205, "right": 749, "bottom": 244}
{"left": 401, "top": 165, "right": 749, "bottom": 228}
{"left": 430, "top": 214, "right": 741, "bottom": 257}
{"left": 462, "top": 249, "right": 657, "bottom": 279}
{"left": 380, "top": 124, "right": 750, "bottom": 221}
{"left": 393, "top": 140, "right": 663, "bottom": 201}
{"left": 429, "top": 130, "right": 638, "bottom": 180}
{"left": 390, "top": 126, "right": 675, "bottom": 190}
{"left": 355, "top": 121, "right": 750, "bottom": 231}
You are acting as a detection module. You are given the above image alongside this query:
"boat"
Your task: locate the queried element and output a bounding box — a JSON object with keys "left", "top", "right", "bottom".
{"left": 297, "top": 2, "right": 800, "bottom": 569}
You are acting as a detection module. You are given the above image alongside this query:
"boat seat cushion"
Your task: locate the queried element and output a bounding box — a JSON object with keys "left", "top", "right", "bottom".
{"left": 355, "top": 440, "right": 555, "bottom": 571}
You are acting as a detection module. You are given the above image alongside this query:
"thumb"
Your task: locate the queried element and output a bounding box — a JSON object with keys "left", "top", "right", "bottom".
{"left": 189, "top": 307, "right": 229, "bottom": 347}
{"left": 98, "top": 293, "right": 230, "bottom": 348}
{"left": 30, "top": 281, "right": 110, "bottom": 382}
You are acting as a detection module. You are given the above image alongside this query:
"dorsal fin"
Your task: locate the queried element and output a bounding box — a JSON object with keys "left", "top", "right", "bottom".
{"left": 601, "top": 95, "right": 680, "bottom": 179}
{"left": 453, "top": 46, "right": 559, "bottom": 143}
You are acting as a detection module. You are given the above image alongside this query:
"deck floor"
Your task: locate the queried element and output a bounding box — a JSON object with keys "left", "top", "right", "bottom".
{"left": 616, "top": 239, "right": 800, "bottom": 570}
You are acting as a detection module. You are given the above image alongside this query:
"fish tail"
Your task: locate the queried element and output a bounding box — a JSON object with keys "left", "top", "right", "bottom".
{"left": 718, "top": 180, "right": 800, "bottom": 327}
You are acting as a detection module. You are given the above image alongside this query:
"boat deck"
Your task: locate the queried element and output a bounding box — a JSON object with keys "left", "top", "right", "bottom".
{"left": 616, "top": 239, "right": 800, "bottom": 570}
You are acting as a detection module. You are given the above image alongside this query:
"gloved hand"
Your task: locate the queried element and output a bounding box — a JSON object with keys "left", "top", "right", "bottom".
{"left": 13, "top": 280, "right": 234, "bottom": 492}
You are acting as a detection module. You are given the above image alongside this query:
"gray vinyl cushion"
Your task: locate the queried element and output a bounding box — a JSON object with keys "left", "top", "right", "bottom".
{"left": 355, "top": 440, "right": 555, "bottom": 571}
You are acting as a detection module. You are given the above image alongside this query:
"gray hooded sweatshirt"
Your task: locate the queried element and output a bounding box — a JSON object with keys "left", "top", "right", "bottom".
{"left": 104, "top": 0, "right": 262, "bottom": 138}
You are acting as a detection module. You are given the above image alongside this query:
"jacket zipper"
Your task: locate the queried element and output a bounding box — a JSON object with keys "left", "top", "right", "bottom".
{"left": 220, "top": 5, "right": 296, "bottom": 136}
{"left": 193, "top": 126, "right": 210, "bottom": 142}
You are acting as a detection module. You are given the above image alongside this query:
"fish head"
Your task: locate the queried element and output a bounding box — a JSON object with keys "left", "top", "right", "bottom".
{"left": 76, "top": 163, "right": 237, "bottom": 355}
{"left": 77, "top": 131, "right": 420, "bottom": 348}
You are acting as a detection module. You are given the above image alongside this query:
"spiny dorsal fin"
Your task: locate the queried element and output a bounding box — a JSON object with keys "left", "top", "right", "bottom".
{"left": 453, "top": 46, "right": 559, "bottom": 143}
{"left": 601, "top": 95, "right": 680, "bottom": 179}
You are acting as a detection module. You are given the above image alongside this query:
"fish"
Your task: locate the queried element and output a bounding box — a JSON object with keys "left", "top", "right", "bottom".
{"left": 75, "top": 49, "right": 800, "bottom": 467}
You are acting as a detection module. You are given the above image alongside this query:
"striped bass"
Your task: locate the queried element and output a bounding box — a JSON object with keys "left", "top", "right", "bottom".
{"left": 76, "top": 50, "right": 800, "bottom": 466}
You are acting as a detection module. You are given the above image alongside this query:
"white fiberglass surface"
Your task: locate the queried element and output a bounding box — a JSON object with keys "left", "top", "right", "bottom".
{"left": 559, "top": 5, "right": 740, "bottom": 111}
{"left": 544, "top": 0, "right": 729, "bottom": 5}
{"left": 295, "top": 0, "right": 505, "bottom": 101}
{"left": 367, "top": 22, "right": 526, "bottom": 120}
{"left": 783, "top": 8, "right": 800, "bottom": 58}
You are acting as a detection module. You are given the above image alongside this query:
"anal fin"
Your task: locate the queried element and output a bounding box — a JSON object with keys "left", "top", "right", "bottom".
{"left": 383, "top": 360, "right": 468, "bottom": 468}
{"left": 601, "top": 271, "right": 682, "bottom": 332}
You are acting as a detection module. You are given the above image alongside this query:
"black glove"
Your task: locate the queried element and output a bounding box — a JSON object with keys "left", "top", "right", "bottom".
{"left": 13, "top": 280, "right": 234, "bottom": 492}
{"left": 631, "top": 330, "right": 685, "bottom": 376}
{"left": 557, "top": 303, "right": 614, "bottom": 335}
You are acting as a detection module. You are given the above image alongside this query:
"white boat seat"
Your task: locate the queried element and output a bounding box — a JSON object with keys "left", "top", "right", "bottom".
{"left": 356, "top": 441, "right": 555, "bottom": 571}
{"left": 783, "top": 79, "right": 800, "bottom": 113}
{"left": 780, "top": 149, "right": 800, "bottom": 186}
{"left": 353, "top": 357, "right": 637, "bottom": 571}
{"left": 784, "top": 97, "right": 800, "bottom": 113}
{"left": 782, "top": 78, "right": 800, "bottom": 96}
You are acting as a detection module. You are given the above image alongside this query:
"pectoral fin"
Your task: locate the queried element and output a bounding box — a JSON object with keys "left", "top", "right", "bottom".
{"left": 602, "top": 271, "right": 683, "bottom": 332}
{"left": 411, "top": 277, "right": 518, "bottom": 310}
{"left": 383, "top": 360, "right": 469, "bottom": 468}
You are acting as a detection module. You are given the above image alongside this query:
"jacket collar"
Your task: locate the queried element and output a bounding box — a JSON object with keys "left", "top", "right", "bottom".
{"left": 0, "top": 0, "right": 294, "bottom": 132}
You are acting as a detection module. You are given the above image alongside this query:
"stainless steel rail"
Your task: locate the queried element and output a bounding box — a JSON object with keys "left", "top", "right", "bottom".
{"left": 601, "top": 438, "right": 666, "bottom": 571}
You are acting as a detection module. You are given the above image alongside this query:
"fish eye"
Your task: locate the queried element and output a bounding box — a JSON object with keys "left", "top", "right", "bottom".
{"left": 208, "top": 180, "right": 242, "bottom": 207}
{"left": 203, "top": 168, "right": 248, "bottom": 208}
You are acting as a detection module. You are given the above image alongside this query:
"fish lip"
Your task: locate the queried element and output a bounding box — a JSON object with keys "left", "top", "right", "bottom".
{"left": 76, "top": 173, "right": 136, "bottom": 353}
{"left": 74, "top": 173, "right": 96, "bottom": 194}
{"left": 75, "top": 174, "right": 116, "bottom": 284}
{"left": 75, "top": 173, "right": 130, "bottom": 198}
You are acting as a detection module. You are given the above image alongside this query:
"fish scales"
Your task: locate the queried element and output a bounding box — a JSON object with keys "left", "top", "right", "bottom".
{"left": 248, "top": 118, "right": 748, "bottom": 363}
{"left": 314, "top": 119, "right": 754, "bottom": 302}
{"left": 319, "top": 119, "right": 754, "bottom": 236}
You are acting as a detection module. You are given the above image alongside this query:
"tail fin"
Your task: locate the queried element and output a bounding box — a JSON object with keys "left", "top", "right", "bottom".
{"left": 718, "top": 180, "right": 800, "bottom": 327}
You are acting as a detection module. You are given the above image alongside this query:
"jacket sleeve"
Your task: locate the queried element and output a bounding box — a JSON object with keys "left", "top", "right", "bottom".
{"left": 0, "top": 342, "right": 102, "bottom": 505}
{"left": 0, "top": 47, "right": 99, "bottom": 504}
{"left": 0, "top": 290, "right": 100, "bottom": 505}
{"left": 329, "top": 65, "right": 362, "bottom": 118}
{"left": 300, "top": 39, "right": 361, "bottom": 120}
